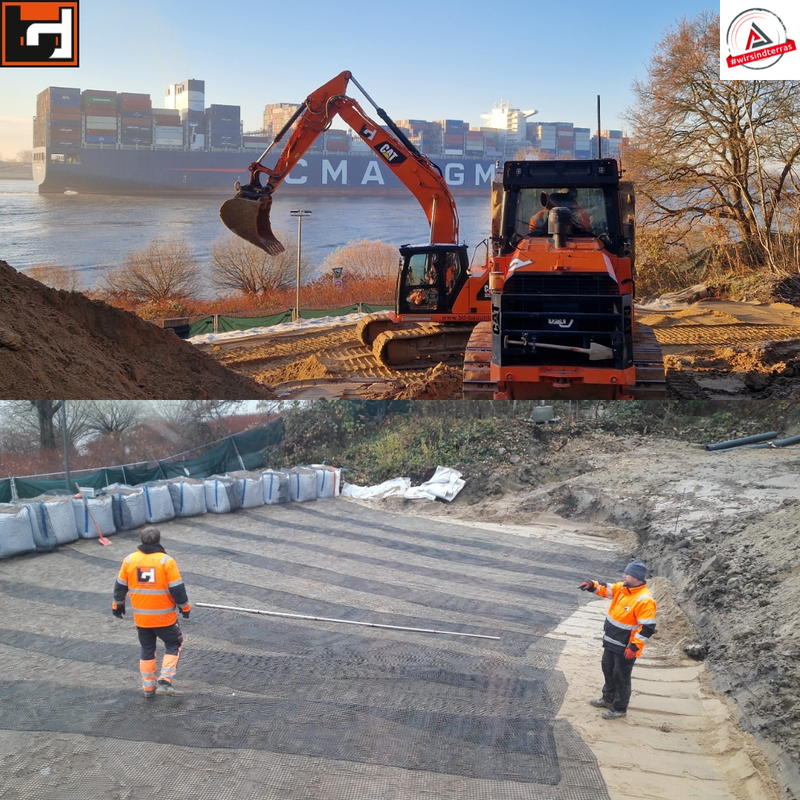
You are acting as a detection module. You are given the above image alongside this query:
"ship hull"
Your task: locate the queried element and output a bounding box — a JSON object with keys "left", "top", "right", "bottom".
{"left": 32, "top": 147, "right": 498, "bottom": 196}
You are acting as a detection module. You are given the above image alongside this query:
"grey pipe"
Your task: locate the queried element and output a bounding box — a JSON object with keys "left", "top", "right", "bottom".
{"left": 195, "top": 602, "right": 500, "bottom": 641}
{"left": 705, "top": 432, "right": 779, "bottom": 451}
{"left": 770, "top": 434, "right": 800, "bottom": 448}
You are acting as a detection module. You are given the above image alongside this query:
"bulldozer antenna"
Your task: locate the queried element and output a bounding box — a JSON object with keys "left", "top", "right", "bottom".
{"left": 195, "top": 602, "right": 500, "bottom": 640}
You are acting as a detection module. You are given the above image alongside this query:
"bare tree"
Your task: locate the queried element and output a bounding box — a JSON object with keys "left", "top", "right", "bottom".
{"left": 208, "top": 232, "right": 313, "bottom": 298}
{"left": 26, "top": 263, "right": 82, "bottom": 292}
{"left": 104, "top": 237, "right": 203, "bottom": 302}
{"left": 84, "top": 401, "right": 144, "bottom": 436}
{"left": 322, "top": 239, "right": 399, "bottom": 282}
{"left": 625, "top": 10, "right": 800, "bottom": 272}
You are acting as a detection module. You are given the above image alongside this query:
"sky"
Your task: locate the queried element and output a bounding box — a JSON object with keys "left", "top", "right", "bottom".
{"left": 0, "top": 0, "right": 715, "bottom": 160}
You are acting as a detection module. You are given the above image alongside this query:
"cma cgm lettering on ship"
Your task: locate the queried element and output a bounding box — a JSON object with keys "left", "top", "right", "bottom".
{"left": 32, "top": 149, "right": 498, "bottom": 196}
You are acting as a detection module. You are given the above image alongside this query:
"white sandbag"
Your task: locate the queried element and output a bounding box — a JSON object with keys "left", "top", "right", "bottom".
{"left": 19, "top": 495, "right": 79, "bottom": 545}
{"left": 106, "top": 486, "right": 147, "bottom": 531}
{"left": 15, "top": 500, "right": 55, "bottom": 551}
{"left": 72, "top": 494, "right": 116, "bottom": 538}
{"left": 308, "top": 465, "right": 341, "bottom": 499}
{"left": 142, "top": 483, "right": 175, "bottom": 523}
{"left": 165, "top": 478, "right": 207, "bottom": 517}
{"left": 288, "top": 467, "right": 317, "bottom": 502}
{"left": 0, "top": 504, "right": 36, "bottom": 559}
{"left": 262, "top": 470, "right": 290, "bottom": 505}
{"left": 230, "top": 471, "right": 264, "bottom": 509}
{"left": 204, "top": 476, "right": 234, "bottom": 514}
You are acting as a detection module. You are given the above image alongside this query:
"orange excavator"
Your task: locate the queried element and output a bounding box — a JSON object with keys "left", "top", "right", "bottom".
{"left": 220, "top": 70, "right": 490, "bottom": 366}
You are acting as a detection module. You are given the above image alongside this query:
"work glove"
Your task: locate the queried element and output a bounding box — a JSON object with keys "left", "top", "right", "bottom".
{"left": 624, "top": 646, "right": 638, "bottom": 660}
{"left": 112, "top": 604, "right": 125, "bottom": 618}
{"left": 579, "top": 580, "right": 595, "bottom": 592}
{"left": 181, "top": 610, "right": 190, "bottom": 620}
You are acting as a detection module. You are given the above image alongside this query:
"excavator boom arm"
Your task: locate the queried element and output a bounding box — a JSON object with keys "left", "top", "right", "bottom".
{"left": 220, "top": 71, "right": 459, "bottom": 252}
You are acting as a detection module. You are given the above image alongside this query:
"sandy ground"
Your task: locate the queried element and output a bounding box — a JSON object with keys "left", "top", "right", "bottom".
{"left": 195, "top": 300, "right": 800, "bottom": 401}
{"left": 2, "top": 255, "right": 799, "bottom": 399}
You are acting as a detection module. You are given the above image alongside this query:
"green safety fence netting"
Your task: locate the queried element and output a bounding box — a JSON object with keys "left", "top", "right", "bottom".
{"left": 187, "top": 305, "right": 394, "bottom": 337}
{"left": 4, "top": 419, "right": 285, "bottom": 500}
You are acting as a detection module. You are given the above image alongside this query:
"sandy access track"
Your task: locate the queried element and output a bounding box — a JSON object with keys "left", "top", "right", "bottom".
{"left": 195, "top": 300, "right": 800, "bottom": 401}
{"left": 386, "top": 429, "right": 800, "bottom": 797}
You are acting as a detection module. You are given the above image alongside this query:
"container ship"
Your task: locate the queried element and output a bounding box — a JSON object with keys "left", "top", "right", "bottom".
{"left": 31, "top": 82, "right": 506, "bottom": 197}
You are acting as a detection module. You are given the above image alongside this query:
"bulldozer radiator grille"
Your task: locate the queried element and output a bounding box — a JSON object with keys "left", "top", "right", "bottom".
{"left": 493, "top": 273, "right": 632, "bottom": 368}
{"left": 502, "top": 273, "right": 621, "bottom": 297}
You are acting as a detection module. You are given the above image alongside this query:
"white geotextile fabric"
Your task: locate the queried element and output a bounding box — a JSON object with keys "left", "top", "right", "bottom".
{"left": 105, "top": 486, "right": 147, "bottom": 531}
{"left": 342, "top": 466, "right": 465, "bottom": 502}
{"left": 21, "top": 496, "right": 79, "bottom": 545}
{"left": 289, "top": 467, "right": 317, "bottom": 502}
{"left": 72, "top": 494, "right": 116, "bottom": 538}
{"left": 308, "top": 465, "right": 341, "bottom": 499}
{"left": 262, "top": 470, "right": 290, "bottom": 504}
{"left": 205, "top": 477, "right": 233, "bottom": 514}
{"left": 230, "top": 471, "right": 265, "bottom": 509}
{"left": 166, "top": 479, "right": 207, "bottom": 517}
{"left": 142, "top": 484, "right": 175, "bottom": 523}
{"left": 0, "top": 504, "right": 36, "bottom": 559}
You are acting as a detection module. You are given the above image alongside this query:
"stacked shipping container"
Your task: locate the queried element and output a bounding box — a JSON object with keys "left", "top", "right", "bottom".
{"left": 83, "top": 90, "right": 118, "bottom": 144}
{"left": 207, "top": 104, "right": 241, "bottom": 148}
{"left": 119, "top": 93, "right": 152, "bottom": 146}
{"left": 34, "top": 87, "right": 81, "bottom": 148}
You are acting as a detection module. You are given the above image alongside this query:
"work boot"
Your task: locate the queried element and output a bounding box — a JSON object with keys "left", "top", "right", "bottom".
{"left": 589, "top": 698, "right": 612, "bottom": 708}
{"left": 143, "top": 689, "right": 155, "bottom": 699}
{"left": 157, "top": 680, "right": 181, "bottom": 696}
{"left": 601, "top": 709, "right": 627, "bottom": 719}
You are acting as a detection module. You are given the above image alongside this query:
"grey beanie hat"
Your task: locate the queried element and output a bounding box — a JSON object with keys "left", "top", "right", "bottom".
{"left": 624, "top": 561, "right": 648, "bottom": 581}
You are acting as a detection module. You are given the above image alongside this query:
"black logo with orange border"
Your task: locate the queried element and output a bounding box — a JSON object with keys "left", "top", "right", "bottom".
{"left": 1, "top": 1, "right": 79, "bottom": 67}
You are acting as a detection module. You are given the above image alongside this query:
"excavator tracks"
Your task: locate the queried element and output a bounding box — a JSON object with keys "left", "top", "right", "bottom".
{"left": 372, "top": 324, "right": 477, "bottom": 368}
{"left": 460, "top": 322, "right": 667, "bottom": 399}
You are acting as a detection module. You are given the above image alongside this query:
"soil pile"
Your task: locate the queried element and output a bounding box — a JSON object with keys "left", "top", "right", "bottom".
{"left": 0, "top": 260, "right": 275, "bottom": 399}
{"left": 383, "top": 423, "right": 800, "bottom": 796}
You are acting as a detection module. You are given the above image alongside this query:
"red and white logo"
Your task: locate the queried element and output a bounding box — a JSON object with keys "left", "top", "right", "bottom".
{"left": 0, "top": 1, "right": 79, "bottom": 67}
{"left": 725, "top": 8, "right": 796, "bottom": 69}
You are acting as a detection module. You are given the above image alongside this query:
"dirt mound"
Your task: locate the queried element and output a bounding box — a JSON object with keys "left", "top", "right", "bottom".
{"left": 0, "top": 260, "right": 275, "bottom": 399}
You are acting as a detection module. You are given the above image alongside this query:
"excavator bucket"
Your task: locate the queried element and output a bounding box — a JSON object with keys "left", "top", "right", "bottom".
{"left": 219, "top": 193, "right": 285, "bottom": 255}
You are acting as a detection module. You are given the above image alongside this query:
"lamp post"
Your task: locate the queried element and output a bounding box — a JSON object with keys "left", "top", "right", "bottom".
{"left": 290, "top": 209, "right": 312, "bottom": 321}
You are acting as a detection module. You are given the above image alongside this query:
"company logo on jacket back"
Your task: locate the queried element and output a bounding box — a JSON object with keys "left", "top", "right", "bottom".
{"left": 137, "top": 568, "right": 156, "bottom": 583}
{"left": 1, "top": 1, "right": 79, "bottom": 67}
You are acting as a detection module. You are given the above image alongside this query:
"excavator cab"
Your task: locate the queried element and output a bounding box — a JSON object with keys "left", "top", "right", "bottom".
{"left": 397, "top": 244, "right": 470, "bottom": 315}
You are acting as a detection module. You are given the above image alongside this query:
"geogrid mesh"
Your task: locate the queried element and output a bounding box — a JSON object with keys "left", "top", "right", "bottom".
{"left": 0, "top": 499, "right": 618, "bottom": 799}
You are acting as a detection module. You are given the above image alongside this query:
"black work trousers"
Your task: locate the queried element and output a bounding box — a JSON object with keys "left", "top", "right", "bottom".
{"left": 137, "top": 623, "right": 183, "bottom": 660}
{"left": 601, "top": 647, "right": 636, "bottom": 712}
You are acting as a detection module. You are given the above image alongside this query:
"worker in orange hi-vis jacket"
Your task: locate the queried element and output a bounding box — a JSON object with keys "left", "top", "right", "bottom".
{"left": 579, "top": 561, "right": 657, "bottom": 720}
{"left": 112, "top": 527, "right": 191, "bottom": 698}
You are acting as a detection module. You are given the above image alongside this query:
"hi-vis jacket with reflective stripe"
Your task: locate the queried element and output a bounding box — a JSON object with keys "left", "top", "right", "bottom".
{"left": 588, "top": 580, "right": 657, "bottom": 658}
{"left": 113, "top": 546, "right": 190, "bottom": 628}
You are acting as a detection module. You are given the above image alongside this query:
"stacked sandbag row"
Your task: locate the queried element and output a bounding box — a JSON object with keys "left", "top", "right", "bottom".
{"left": 0, "top": 466, "right": 342, "bottom": 559}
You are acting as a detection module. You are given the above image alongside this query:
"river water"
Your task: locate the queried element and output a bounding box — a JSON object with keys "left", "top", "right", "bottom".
{"left": 0, "top": 179, "right": 492, "bottom": 291}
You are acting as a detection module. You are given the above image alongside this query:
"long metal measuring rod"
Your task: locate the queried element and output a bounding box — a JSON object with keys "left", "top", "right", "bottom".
{"left": 195, "top": 602, "right": 500, "bottom": 641}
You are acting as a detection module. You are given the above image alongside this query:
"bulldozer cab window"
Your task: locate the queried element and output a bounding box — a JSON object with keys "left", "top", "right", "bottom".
{"left": 519, "top": 186, "right": 618, "bottom": 243}
{"left": 399, "top": 250, "right": 463, "bottom": 313}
